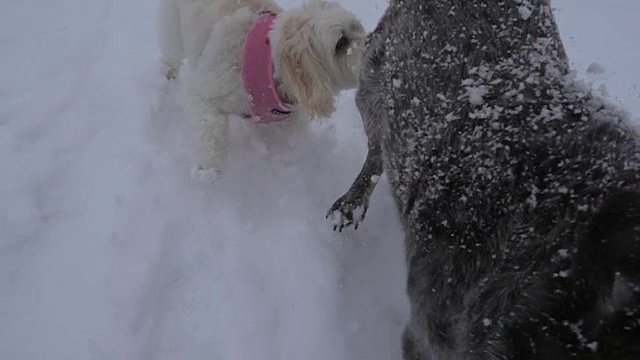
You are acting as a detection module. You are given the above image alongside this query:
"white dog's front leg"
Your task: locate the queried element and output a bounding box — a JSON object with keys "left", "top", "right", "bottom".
{"left": 189, "top": 106, "right": 230, "bottom": 183}
{"left": 286, "top": 109, "right": 312, "bottom": 134}
{"left": 273, "top": 109, "right": 312, "bottom": 146}
{"left": 157, "top": 0, "right": 184, "bottom": 80}
{"left": 245, "top": 110, "right": 312, "bottom": 157}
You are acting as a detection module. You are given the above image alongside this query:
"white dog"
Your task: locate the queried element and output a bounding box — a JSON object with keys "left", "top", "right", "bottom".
{"left": 157, "top": 0, "right": 365, "bottom": 181}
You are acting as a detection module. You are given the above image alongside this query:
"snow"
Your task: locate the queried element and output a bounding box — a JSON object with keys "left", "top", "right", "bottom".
{"left": 464, "top": 85, "right": 489, "bottom": 106}
{"left": 586, "top": 62, "right": 606, "bottom": 75}
{"left": 1, "top": 0, "right": 639, "bottom": 359}
{"left": 557, "top": 248, "right": 570, "bottom": 259}
{"left": 517, "top": 6, "right": 532, "bottom": 21}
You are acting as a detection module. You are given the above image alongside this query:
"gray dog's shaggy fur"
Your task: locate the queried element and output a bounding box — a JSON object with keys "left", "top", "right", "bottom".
{"left": 328, "top": 0, "right": 640, "bottom": 358}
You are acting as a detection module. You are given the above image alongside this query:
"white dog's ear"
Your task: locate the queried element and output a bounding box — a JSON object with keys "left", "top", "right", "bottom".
{"left": 275, "top": 17, "right": 335, "bottom": 118}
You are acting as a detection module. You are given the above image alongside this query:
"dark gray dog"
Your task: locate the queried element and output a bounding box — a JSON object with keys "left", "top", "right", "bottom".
{"left": 327, "top": 0, "right": 640, "bottom": 358}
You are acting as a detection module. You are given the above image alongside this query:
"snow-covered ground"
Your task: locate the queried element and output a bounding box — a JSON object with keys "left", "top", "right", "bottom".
{"left": 1, "top": 0, "right": 638, "bottom": 359}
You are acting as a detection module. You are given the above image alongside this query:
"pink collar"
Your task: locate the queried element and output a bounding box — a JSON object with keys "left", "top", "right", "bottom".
{"left": 242, "top": 13, "right": 295, "bottom": 124}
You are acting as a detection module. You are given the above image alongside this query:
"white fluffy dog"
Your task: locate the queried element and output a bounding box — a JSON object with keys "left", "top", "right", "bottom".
{"left": 157, "top": 0, "right": 365, "bottom": 181}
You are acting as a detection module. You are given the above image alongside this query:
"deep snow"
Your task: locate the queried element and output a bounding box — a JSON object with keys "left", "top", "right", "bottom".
{"left": 0, "top": 0, "right": 638, "bottom": 359}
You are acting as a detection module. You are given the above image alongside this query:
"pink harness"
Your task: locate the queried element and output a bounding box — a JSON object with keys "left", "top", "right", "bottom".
{"left": 242, "top": 12, "right": 294, "bottom": 124}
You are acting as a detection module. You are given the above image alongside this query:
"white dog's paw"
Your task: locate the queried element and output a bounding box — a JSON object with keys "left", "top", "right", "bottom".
{"left": 163, "top": 65, "right": 179, "bottom": 80}
{"left": 159, "top": 60, "right": 180, "bottom": 80}
{"left": 190, "top": 164, "right": 223, "bottom": 184}
{"left": 165, "top": 67, "right": 178, "bottom": 80}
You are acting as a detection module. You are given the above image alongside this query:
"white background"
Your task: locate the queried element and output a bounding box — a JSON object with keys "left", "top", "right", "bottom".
{"left": 1, "top": 0, "right": 638, "bottom": 359}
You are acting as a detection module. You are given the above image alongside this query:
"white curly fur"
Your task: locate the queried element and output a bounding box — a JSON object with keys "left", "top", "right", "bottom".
{"left": 157, "top": 0, "right": 365, "bottom": 181}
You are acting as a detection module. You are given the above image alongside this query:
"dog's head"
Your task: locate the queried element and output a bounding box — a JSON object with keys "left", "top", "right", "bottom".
{"left": 272, "top": 0, "right": 365, "bottom": 118}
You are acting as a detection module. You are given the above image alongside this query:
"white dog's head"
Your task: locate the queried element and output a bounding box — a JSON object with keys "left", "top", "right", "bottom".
{"left": 271, "top": 0, "right": 365, "bottom": 118}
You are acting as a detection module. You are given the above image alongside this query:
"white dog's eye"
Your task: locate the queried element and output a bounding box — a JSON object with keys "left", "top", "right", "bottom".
{"left": 335, "top": 36, "right": 350, "bottom": 54}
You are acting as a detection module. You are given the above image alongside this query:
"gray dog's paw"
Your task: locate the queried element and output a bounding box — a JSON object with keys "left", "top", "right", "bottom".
{"left": 326, "top": 191, "right": 369, "bottom": 232}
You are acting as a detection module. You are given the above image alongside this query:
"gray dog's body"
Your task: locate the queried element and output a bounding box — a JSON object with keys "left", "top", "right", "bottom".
{"left": 329, "top": 0, "right": 640, "bottom": 358}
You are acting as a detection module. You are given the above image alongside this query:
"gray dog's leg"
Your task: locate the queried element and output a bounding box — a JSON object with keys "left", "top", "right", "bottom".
{"left": 327, "top": 54, "right": 385, "bottom": 231}
{"left": 326, "top": 137, "right": 382, "bottom": 231}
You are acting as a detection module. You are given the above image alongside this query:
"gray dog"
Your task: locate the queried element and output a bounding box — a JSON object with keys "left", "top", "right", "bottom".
{"left": 327, "top": 0, "right": 640, "bottom": 358}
